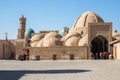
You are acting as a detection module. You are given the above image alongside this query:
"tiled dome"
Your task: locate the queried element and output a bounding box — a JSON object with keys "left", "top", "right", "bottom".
{"left": 25, "top": 28, "right": 34, "bottom": 37}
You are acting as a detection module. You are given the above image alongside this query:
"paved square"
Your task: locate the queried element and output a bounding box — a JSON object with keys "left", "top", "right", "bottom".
{"left": 0, "top": 60, "right": 120, "bottom": 80}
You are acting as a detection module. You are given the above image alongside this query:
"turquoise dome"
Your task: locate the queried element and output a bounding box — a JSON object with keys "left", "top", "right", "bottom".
{"left": 60, "top": 29, "right": 64, "bottom": 36}
{"left": 25, "top": 28, "right": 35, "bottom": 37}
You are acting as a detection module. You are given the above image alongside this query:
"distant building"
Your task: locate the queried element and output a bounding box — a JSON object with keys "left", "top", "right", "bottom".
{"left": 0, "top": 40, "right": 15, "bottom": 59}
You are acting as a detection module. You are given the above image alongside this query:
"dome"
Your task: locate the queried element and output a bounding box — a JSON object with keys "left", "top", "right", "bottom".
{"left": 60, "top": 29, "right": 64, "bottom": 36}
{"left": 64, "top": 31, "right": 81, "bottom": 41}
{"left": 30, "top": 41, "right": 39, "bottom": 47}
{"left": 63, "top": 31, "right": 81, "bottom": 46}
{"left": 72, "top": 11, "right": 104, "bottom": 28}
{"left": 43, "top": 37, "right": 60, "bottom": 47}
{"left": 44, "top": 32, "right": 62, "bottom": 39}
{"left": 78, "top": 34, "right": 88, "bottom": 46}
{"left": 43, "top": 32, "right": 62, "bottom": 42}
{"left": 42, "top": 32, "right": 62, "bottom": 47}
{"left": 36, "top": 38, "right": 44, "bottom": 47}
{"left": 30, "top": 32, "right": 62, "bottom": 47}
{"left": 25, "top": 28, "right": 34, "bottom": 37}
{"left": 65, "top": 36, "right": 80, "bottom": 46}
{"left": 31, "top": 33, "right": 45, "bottom": 42}
{"left": 30, "top": 33, "right": 45, "bottom": 47}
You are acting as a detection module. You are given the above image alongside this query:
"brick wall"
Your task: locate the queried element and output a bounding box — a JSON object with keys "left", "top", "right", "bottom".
{"left": 29, "top": 46, "right": 88, "bottom": 60}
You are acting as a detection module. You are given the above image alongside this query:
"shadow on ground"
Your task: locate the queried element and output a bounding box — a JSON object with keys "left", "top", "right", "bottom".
{"left": 0, "top": 69, "right": 91, "bottom": 80}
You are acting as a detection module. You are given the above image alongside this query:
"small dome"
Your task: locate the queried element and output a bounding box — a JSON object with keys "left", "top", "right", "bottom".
{"left": 43, "top": 37, "right": 59, "bottom": 47}
{"left": 60, "top": 29, "right": 64, "bottom": 36}
{"left": 44, "top": 32, "right": 61, "bottom": 39}
{"left": 42, "top": 32, "right": 62, "bottom": 47}
{"left": 78, "top": 34, "right": 88, "bottom": 46}
{"left": 36, "top": 38, "right": 44, "bottom": 47}
{"left": 30, "top": 41, "right": 39, "bottom": 47}
{"left": 31, "top": 33, "right": 45, "bottom": 43}
{"left": 65, "top": 36, "right": 80, "bottom": 46}
{"left": 25, "top": 28, "right": 34, "bottom": 37}
{"left": 31, "top": 32, "right": 62, "bottom": 47}
{"left": 64, "top": 31, "right": 81, "bottom": 41}
{"left": 72, "top": 11, "right": 104, "bottom": 29}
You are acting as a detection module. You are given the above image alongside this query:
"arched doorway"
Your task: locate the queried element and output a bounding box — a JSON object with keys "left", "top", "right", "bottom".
{"left": 91, "top": 35, "right": 108, "bottom": 59}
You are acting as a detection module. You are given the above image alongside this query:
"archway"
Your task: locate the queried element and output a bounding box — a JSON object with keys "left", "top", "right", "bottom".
{"left": 91, "top": 35, "right": 108, "bottom": 59}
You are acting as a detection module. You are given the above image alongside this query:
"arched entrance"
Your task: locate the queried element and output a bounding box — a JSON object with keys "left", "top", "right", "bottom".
{"left": 91, "top": 35, "right": 108, "bottom": 59}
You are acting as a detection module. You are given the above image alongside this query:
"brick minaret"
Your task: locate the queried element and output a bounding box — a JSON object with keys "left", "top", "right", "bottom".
{"left": 17, "top": 15, "right": 26, "bottom": 39}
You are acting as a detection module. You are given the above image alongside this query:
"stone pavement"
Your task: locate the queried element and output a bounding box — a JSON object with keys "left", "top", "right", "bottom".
{"left": 0, "top": 60, "right": 120, "bottom": 80}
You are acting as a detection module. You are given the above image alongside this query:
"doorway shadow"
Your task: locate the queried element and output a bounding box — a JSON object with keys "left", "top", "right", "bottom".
{"left": 0, "top": 69, "right": 91, "bottom": 80}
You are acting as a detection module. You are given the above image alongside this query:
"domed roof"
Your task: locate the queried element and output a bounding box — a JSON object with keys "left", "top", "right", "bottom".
{"left": 44, "top": 32, "right": 62, "bottom": 39}
{"left": 65, "top": 36, "right": 80, "bottom": 46}
{"left": 31, "top": 33, "right": 45, "bottom": 42}
{"left": 36, "top": 38, "right": 44, "bottom": 47}
{"left": 30, "top": 32, "right": 62, "bottom": 47}
{"left": 42, "top": 32, "right": 62, "bottom": 47}
{"left": 60, "top": 29, "right": 64, "bottom": 36}
{"left": 72, "top": 11, "right": 104, "bottom": 28}
{"left": 78, "top": 34, "right": 88, "bottom": 46}
{"left": 30, "top": 41, "right": 39, "bottom": 47}
{"left": 64, "top": 31, "right": 81, "bottom": 41}
{"left": 25, "top": 28, "right": 34, "bottom": 37}
{"left": 43, "top": 37, "right": 60, "bottom": 47}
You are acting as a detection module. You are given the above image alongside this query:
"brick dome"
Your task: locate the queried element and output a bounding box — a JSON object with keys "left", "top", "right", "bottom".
{"left": 72, "top": 11, "right": 104, "bottom": 28}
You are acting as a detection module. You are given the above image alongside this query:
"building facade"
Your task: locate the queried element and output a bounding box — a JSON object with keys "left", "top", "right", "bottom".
{"left": 0, "top": 40, "right": 15, "bottom": 59}
{"left": 1, "top": 11, "right": 120, "bottom": 60}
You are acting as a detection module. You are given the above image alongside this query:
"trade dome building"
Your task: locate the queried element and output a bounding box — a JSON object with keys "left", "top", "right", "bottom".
{"left": 0, "top": 11, "right": 120, "bottom": 60}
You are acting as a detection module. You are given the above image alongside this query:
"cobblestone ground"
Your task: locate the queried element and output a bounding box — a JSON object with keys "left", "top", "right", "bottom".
{"left": 0, "top": 60, "right": 120, "bottom": 80}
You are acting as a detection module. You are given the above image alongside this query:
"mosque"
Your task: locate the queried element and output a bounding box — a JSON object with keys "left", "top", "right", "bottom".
{"left": 0, "top": 11, "right": 120, "bottom": 60}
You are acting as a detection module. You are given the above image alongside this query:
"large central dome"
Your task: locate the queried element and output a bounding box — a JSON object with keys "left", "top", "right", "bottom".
{"left": 73, "top": 11, "right": 104, "bottom": 28}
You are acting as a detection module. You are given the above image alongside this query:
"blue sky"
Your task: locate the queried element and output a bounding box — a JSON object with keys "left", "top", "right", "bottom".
{"left": 0, "top": 0, "right": 120, "bottom": 39}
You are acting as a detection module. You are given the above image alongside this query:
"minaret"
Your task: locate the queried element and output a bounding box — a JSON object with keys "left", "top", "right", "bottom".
{"left": 17, "top": 15, "right": 26, "bottom": 39}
